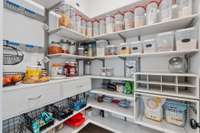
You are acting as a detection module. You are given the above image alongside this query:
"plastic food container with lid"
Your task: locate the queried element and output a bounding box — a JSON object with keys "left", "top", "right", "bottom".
{"left": 159, "top": 0, "right": 173, "bottom": 22}
{"left": 96, "top": 40, "right": 108, "bottom": 57}
{"left": 119, "top": 43, "right": 129, "bottom": 55}
{"left": 106, "top": 16, "right": 114, "bottom": 33}
{"left": 143, "top": 39, "right": 157, "bottom": 53}
{"left": 99, "top": 19, "right": 106, "bottom": 35}
{"left": 175, "top": 27, "right": 197, "bottom": 51}
{"left": 134, "top": 4, "right": 146, "bottom": 27}
{"left": 124, "top": 10, "right": 134, "bottom": 30}
{"left": 176, "top": 0, "right": 192, "bottom": 18}
{"left": 146, "top": 0, "right": 159, "bottom": 25}
{"left": 93, "top": 20, "right": 99, "bottom": 37}
{"left": 81, "top": 18, "right": 86, "bottom": 35}
{"left": 129, "top": 41, "right": 143, "bottom": 54}
{"left": 76, "top": 14, "right": 81, "bottom": 33}
{"left": 106, "top": 45, "right": 118, "bottom": 55}
{"left": 114, "top": 13, "right": 124, "bottom": 32}
{"left": 157, "top": 31, "right": 174, "bottom": 52}
{"left": 87, "top": 21, "right": 93, "bottom": 37}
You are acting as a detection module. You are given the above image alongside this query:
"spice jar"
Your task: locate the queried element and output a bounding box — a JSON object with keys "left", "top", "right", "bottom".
{"left": 64, "top": 62, "right": 77, "bottom": 77}
{"left": 99, "top": 18, "right": 106, "bottom": 35}
{"left": 134, "top": 4, "right": 146, "bottom": 27}
{"left": 87, "top": 21, "right": 93, "bottom": 37}
{"left": 106, "top": 16, "right": 114, "bottom": 33}
{"left": 93, "top": 20, "right": 99, "bottom": 37}
{"left": 124, "top": 10, "right": 134, "bottom": 30}
{"left": 114, "top": 13, "right": 124, "bottom": 32}
{"left": 159, "top": 0, "right": 173, "bottom": 22}
{"left": 146, "top": 0, "right": 159, "bottom": 25}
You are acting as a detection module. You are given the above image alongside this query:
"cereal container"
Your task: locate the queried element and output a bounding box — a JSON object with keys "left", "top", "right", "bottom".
{"left": 175, "top": 27, "right": 197, "bottom": 51}
{"left": 87, "top": 21, "right": 93, "bottom": 37}
{"left": 106, "top": 16, "right": 114, "bottom": 33}
{"left": 157, "top": 31, "right": 174, "bottom": 52}
{"left": 124, "top": 10, "right": 134, "bottom": 30}
{"left": 114, "top": 13, "right": 124, "bottom": 32}
{"left": 146, "top": 0, "right": 159, "bottom": 25}
{"left": 93, "top": 20, "right": 99, "bottom": 37}
{"left": 176, "top": 0, "right": 192, "bottom": 17}
{"left": 99, "top": 18, "right": 106, "bottom": 35}
{"left": 159, "top": 0, "right": 173, "bottom": 21}
{"left": 134, "top": 5, "right": 146, "bottom": 27}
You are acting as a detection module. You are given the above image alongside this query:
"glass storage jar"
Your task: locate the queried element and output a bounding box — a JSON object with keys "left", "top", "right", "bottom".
{"left": 99, "top": 18, "right": 106, "bottom": 35}
{"left": 85, "top": 61, "right": 91, "bottom": 75}
{"left": 93, "top": 20, "right": 99, "bottom": 37}
{"left": 114, "top": 13, "right": 124, "bottom": 32}
{"left": 81, "top": 18, "right": 87, "bottom": 35}
{"left": 87, "top": 21, "right": 93, "bottom": 37}
{"left": 124, "top": 10, "right": 134, "bottom": 30}
{"left": 129, "top": 41, "right": 143, "bottom": 54}
{"left": 159, "top": 0, "right": 173, "bottom": 22}
{"left": 76, "top": 14, "right": 82, "bottom": 33}
{"left": 143, "top": 39, "right": 157, "bottom": 53}
{"left": 176, "top": 0, "right": 192, "bottom": 18}
{"left": 146, "top": 0, "right": 159, "bottom": 25}
{"left": 157, "top": 31, "right": 174, "bottom": 52}
{"left": 106, "top": 15, "right": 114, "bottom": 33}
{"left": 134, "top": 5, "right": 146, "bottom": 27}
{"left": 96, "top": 40, "right": 108, "bottom": 57}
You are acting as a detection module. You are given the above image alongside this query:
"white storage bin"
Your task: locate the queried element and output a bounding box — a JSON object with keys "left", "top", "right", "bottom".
{"left": 76, "top": 14, "right": 81, "bottom": 33}
{"left": 93, "top": 20, "right": 99, "bottom": 37}
{"left": 129, "top": 41, "right": 143, "bottom": 53}
{"left": 114, "top": 13, "right": 124, "bottom": 32}
{"left": 177, "top": 0, "right": 192, "bottom": 17}
{"left": 81, "top": 18, "right": 86, "bottom": 35}
{"left": 175, "top": 27, "right": 197, "bottom": 51}
{"left": 99, "top": 18, "right": 106, "bottom": 35}
{"left": 146, "top": 1, "right": 159, "bottom": 25}
{"left": 96, "top": 40, "right": 108, "bottom": 57}
{"left": 106, "top": 16, "right": 114, "bottom": 33}
{"left": 143, "top": 39, "right": 157, "bottom": 53}
{"left": 157, "top": 31, "right": 174, "bottom": 52}
{"left": 134, "top": 5, "right": 146, "bottom": 27}
{"left": 119, "top": 43, "right": 129, "bottom": 55}
{"left": 124, "top": 10, "right": 134, "bottom": 30}
{"left": 87, "top": 21, "right": 93, "bottom": 37}
{"left": 159, "top": 0, "right": 173, "bottom": 22}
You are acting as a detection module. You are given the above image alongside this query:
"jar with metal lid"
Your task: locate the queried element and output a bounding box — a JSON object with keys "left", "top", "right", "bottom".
{"left": 124, "top": 10, "right": 134, "bottom": 30}
{"left": 69, "top": 42, "right": 76, "bottom": 55}
{"left": 81, "top": 18, "right": 87, "bottom": 35}
{"left": 76, "top": 14, "right": 82, "bottom": 33}
{"left": 146, "top": 0, "right": 159, "bottom": 25}
{"left": 87, "top": 21, "right": 93, "bottom": 37}
{"left": 106, "top": 16, "right": 114, "bottom": 33}
{"left": 93, "top": 20, "right": 99, "bottom": 37}
{"left": 176, "top": 0, "right": 192, "bottom": 18}
{"left": 159, "top": 0, "right": 173, "bottom": 22}
{"left": 114, "top": 13, "right": 124, "bottom": 32}
{"left": 64, "top": 61, "right": 77, "bottom": 77}
{"left": 99, "top": 19, "right": 106, "bottom": 35}
{"left": 134, "top": 5, "right": 146, "bottom": 27}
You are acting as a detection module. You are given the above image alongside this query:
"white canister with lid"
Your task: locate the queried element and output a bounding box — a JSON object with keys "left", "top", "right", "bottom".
{"left": 106, "top": 16, "right": 114, "bottom": 33}
{"left": 176, "top": 0, "right": 192, "bottom": 17}
{"left": 159, "top": 0, "right": 173, "bottom": 22}
{"left": 134, "top": 4, "right": 146, "bottom": 27}
{"left": 87, "top": 21, "right": 93, "bottom": 37}
{"left": 146, "top": 0, "right": 159, "bottom": 25}
{"left": 99, "top": 18, "right": 106, "bottom": 35}
{"left": 114, "top": 13, "right": 124, "bottom": 32}
{"left": 93, "top": 20, "right": 99, "bottom": 37}
{"left": 124, "top": 10, "right": 134, "bottom": 30}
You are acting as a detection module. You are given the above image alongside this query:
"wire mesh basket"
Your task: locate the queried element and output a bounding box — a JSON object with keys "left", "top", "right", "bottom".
{"left": 3, "top": 45, "right": 24, "bottom": 65}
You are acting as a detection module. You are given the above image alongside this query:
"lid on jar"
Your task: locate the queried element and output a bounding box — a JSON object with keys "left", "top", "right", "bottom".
{"left": 134, "top": 3, "right": 146, "bottom": 10}
{"left": 124, "top": 9, "right": 134, "bottom": 14}
{"left": 147, "top": 0, "right": 160, "bottom": 5}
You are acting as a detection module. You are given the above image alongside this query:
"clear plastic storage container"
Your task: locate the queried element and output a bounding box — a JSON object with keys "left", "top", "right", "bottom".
{"left": 159, "top": 0, "right": 173, "bottom": 22}
{"left": 143, "top": 39, "right": 157, "bottom": 53}
{"left": 129, "top": 41, "right": 143, "bottom": 53}
{"left": 157, "top": 31, "right": 174, "bottom": 52}
{"left": 87, "top": 21, "right": 93, "bottom": 37}
{"left": 81, "top": 18, "right": 87, "bottom": 35}
{"left": 106, "top": 16, "right": 114, "bottom": 33}
{"left": 114, "top": 13, "right": 124, "bottom": 32}
{"left": 134, "top": 5, "right": 146, "bottom": 27}
{"left": 176, "top": 0, "right": 192, "bottom": 17}
{"left": 76, "top": 14, "right": 82, "bottom": 33}
{"left": 124, "top": 10, "right": 134, "bottom": 30}
{"left": 146, "top": 0, "right": 159, "bottom": 25}
{"left": 99, "top": 19, "right": 106, "bottom": 35}
{"left": 93, "top": 20, "right": 99, "bottom": 37}
{"left": 175, "top": 27, "right": 197, "bottom": 51}
{"left": 96, "top": 40, "right": 108, "bottom": 57}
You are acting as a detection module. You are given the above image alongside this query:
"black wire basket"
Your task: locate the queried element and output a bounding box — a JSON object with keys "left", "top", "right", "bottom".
{"left": 3, "top": 45, "right": 24, "bottom": 65}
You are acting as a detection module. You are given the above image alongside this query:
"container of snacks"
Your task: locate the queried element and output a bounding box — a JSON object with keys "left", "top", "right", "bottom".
{"left": 48, "top": 42, "right": 63, "bottom": 55}
{"left": 114, "top": 13, "right": 124, "bottom": 32}
{"left": 157, "top": 31, "right": 174, "bottom": 52}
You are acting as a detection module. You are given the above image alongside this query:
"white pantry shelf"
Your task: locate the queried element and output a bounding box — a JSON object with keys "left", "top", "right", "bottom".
{"left": 91, "top": 75, "right": 134, "bottom": 81}
{"left": 90, "top": 88, "right": 134, "bottom": 101}
{"left": 48, "top": 53, "right": 94, "bottom": 59}
{"left": 88, "top": 98, "right": 134, "bottom": 119}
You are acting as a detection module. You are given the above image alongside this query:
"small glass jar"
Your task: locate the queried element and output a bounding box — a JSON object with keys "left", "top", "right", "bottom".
{"left": 146, "top": 1, "right": 159, "bottom": 25}
{"left": 124, "top": 10, "right": 134, "bottom": 30}
{"left": 93, "top": 20, "right": 99, "bottom": 37}
{"left": 99, "top": 19, "right": 106, "bottom": 35}
{"left": 87, "top": 21, "right": 93, "bottom": 37}
{"left": 114, "top": 13, "right": 124, "bottom": 32}
{"left": 106, "top": 16, "right": 114, "bottom": 33}
{"left": 134, "top": 5, "right": 146, "bottom": 27}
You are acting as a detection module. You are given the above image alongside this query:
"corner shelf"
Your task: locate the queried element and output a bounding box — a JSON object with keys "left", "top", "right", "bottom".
{"left": 47, "top": 53, "right": 94, "bottom": 59}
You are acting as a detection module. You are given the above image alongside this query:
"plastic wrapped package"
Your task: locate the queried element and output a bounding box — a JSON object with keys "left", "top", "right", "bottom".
{"left": 99, "top": 19, "right": 106, "bottom": 35}
{"left": 106, "top": 16, "right": 114, "bottom": 33}
{"left": 176, "top": 0, "right": 192, "bottom": 17}
{"left": 134, "top": 5, "right": 146, "bottom": 27}
{"left": 93, "top": 20, "right": 99, "bottom": 37}
{"left": 114, "top": 13, "right": 124, "bottom": 32}
{"left": 124, "top": 10, "right": 134, "bottom": 30}
{"left": 146, "top": 0, "right": 159, "bottom": 25}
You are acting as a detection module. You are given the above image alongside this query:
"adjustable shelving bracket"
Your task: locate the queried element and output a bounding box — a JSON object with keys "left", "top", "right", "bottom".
{"left": 118, "top": 33, "right": 126, "bottom": 43}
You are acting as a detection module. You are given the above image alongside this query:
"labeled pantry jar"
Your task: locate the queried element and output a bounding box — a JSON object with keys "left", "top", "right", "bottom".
{"left": 176, "top": 0, "right": 192, "bottom": 18}
{"left": 124, "top": 10, "right": 134, "bottom": 30}
{"left": 146, "top": 0, "right": 159, "bottom": 25}
{"left": 134, "top": 4, "right": 146, "bottom": 27}
{"left": 114, "top": 12, "right": 124, "bottom": 32}
{"left": 106, "top": 15, "right": 114, "bottom": 33}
